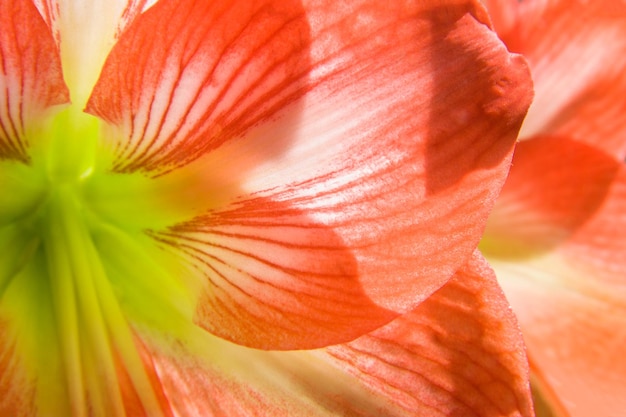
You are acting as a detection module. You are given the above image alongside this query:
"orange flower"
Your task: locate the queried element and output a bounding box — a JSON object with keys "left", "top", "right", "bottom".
{"left": 0, "top": 0, "right": 533, "bottom": 415}
{"left": 481, "top": 1, "right": 626, "bottom": 416}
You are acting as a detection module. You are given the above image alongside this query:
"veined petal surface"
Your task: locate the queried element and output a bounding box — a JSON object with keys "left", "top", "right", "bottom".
{"left": 481, "top": 134, "right": 626, "bottom": 417}
{"left": 484, "top": 0, "right": 626, "bottom": 159}
{"left": 0, "top": 0, "right": 68, "bottom": 162}
{"left": 142, "top": 251, "right": 534, "bottom": 417}
{"left": 88, "top": 0, "right": 533, "bottom": 349}
{"left": 32, "top": 0, "right": 157, "bottom": 105}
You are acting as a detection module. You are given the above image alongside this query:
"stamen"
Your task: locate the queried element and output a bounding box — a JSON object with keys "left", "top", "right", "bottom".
{"left": 43, "top": 185, "right": 166, "bottom": 417}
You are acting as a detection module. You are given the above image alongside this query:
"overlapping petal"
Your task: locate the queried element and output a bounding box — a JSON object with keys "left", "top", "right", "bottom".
{"left": 483, "top": 158, "right": 626, "bottom": 415}
{"left": 558, "top": 165, "right": 626, "bottom": 290}
{"left": 143, "top": 251, "right": 533, "bottom": 417}
{"left": 88, "top": 0, "right": 533, "bottom": 349}
{"left": 484, "top": 0, "right": 626, "bottom": 159}
{"left": 0, "top": 0, "right": 68, "bottom": 161}
{"left": 481, "top": 136, "right": 620, "bottom": 258}
{"left": 31, "top": 0, "right": 156, "bottom": 105}
{"left": 492, "top": 255, "right": 626, "bottom": 417}
{"left": 481, "top": 2, "right": 626, "bottom": 415}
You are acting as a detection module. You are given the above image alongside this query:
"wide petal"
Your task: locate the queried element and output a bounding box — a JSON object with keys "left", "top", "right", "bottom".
{"left": 492, "top": 255, "right": 626, "bottom": 417}
{"left": 481, "top": 136, "right": 620, "bottom": 259}
{"left": 0, "top": 0, "right": 69, "bottom": 162}
{"left": 484, "top": 0, "right": 626, "bottom": 159}
{"left": 86, "top": 0, "right": 531, "bottom": 174}
{"left": 89, "top": 0, "right": 532, "bottom": 349}
{"left": 144, "top": 251, "right": 533, "bottom": 417}
{"left": 31, "top": 0, "right": 155, "bottom": 105}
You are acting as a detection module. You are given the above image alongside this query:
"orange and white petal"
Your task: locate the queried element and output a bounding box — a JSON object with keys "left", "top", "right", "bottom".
{"left": 31, "top": 0, "right": 157, "bottom": 106}
{"left": 0, "top": 0, "right": 69, "bottom": 162}
{"left": 87, "top": 0, "right": 532, "bottom": 349}
{"left": 86, "top": 0, "right": 531, "bottom": 175}
{"left": 145, "top": 251, "right": 533, "bottom": 417}
{"left": 481, "top": 136, "right": 620, "bottom": 259}
{"left": 484, "top": 0, "right": 626, "bottom": 159}
{"left": 491, "top": 255, "right": 626, "bottom": 417}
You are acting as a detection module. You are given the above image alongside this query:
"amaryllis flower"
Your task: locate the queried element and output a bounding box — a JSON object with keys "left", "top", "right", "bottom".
{"left": 0, "top": 0, "right": 533, "bottom": 415}
{"left": 480, "top": 1, "right": 626, "bottom": 416}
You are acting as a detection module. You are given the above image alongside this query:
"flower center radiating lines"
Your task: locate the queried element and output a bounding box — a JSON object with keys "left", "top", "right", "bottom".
{"left": 37, "top": 178, "right": 165, "bottom": 416}
{"left": 0, "top": 104, "right": 168, "bottom": 416}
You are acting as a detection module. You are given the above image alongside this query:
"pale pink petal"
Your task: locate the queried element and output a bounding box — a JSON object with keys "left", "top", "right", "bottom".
{"left": 493, "top": 256, "right": 626, "bottom": 417}
{"left": 484, "top": 0, "right": 626, "bottom": 159}
{"left": 90, "top": 0, "right": 532, "bottom": 349}
{"left": 146, "top": 251, "right": 533, "bottom": 417}
{"left": 0, "top": 0, "right": 69, "bottom": 161}
{"left": 481, "top": 136, "right": 620, "bottom": 258}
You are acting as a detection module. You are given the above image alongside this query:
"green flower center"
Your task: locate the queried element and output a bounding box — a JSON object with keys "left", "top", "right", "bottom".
{"left": 0, "top": 105, "right": 197, "bottom": 415}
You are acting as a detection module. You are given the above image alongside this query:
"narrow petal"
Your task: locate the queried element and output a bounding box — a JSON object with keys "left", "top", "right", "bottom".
{"left": 0, "top": 0, "right": 69, "bottom": 161}
{"left": 31, "top": 0, "right": 155, "bottom": 105}
{"left": 481, "top": 136, "right": 620, "bottom": 259}
{"left": 492, "top": 257, "right": 626, "bottom": 417}
{"left": 145, "top": 251, "right": 533, "bottom": 417}
{"left": 484, "top": 0, "right": 626, "bottom": 159}
{"left": 90, "top": 0, "right": 532, "bottom": 349}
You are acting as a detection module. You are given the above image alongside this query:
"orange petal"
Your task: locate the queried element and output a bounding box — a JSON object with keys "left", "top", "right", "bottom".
{"left": 481, "top": 136, "right": 620, "bottom": 259}
{"left": 0, "top": 0, "right": 69, "bottom": 161}
{"left": 558, "top": 164, "right": 626, "bottom": 291}
{"left": 86, "top": 0, "right": 314, "bottom": 173}
{"left": 324, "top": 250, "right": 534, "bottom": 417}
{"left": 484, "top": 0, "right": 626, "bottom": 159}
{"left": 492, "top": 255, "right": 626, "bottom": 417}
{"left": 146, "top": 251, "right": 533, "bottom": 416}
{"left": 86, "top": 0, "right": 531, "bottom": 174}
{"left": 98, "top": 0, "right": 532, "bottom": 350}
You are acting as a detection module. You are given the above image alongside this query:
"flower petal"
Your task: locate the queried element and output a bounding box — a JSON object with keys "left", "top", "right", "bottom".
{"left": 324, "top": 250, "right": 534, "bottom": 417}
{"left": 481, "top": 136, "right": 620, "bottom": 259}
{"left": 144, "top": 250, "right": 533, "bottom": 417}
{"left": 32, "top": 0, "right": 155, "bottom": 105}
{"left": 151, "top": 197, "right": 397, "bottom": 349}
{"left": 484, "top": 0, "right": 626, "bottom": 159}
{"left": 492, "top": 256, "right": 626, "bottom": 417}
{"left": 86, "top": 0, "right": 531, "bottom": 174}
{"left": 86, "top": 0, "right": 313, "bottom": 173}
{"left": 0, "top": 0, "right": 69, "bottom": 161}
{"left": 91, "top": 0, "right": 532, "bottom": 349}
{"left": 558, "top": 164, "right": 626, "bottom": 291}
